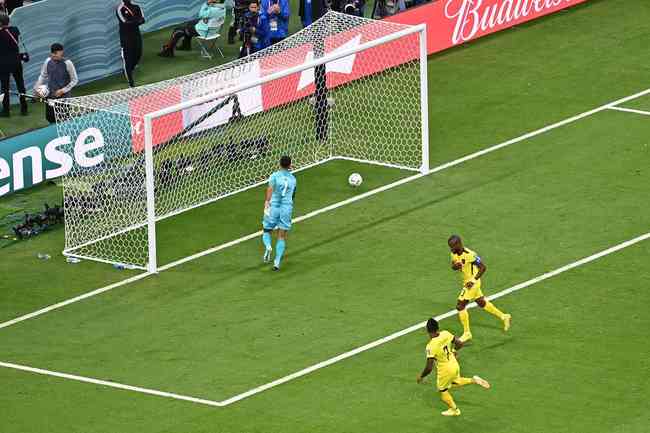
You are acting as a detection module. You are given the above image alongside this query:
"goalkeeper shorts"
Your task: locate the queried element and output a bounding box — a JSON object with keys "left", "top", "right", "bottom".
{"left": 263, "top": 205, "right": 293, "bottom": 231}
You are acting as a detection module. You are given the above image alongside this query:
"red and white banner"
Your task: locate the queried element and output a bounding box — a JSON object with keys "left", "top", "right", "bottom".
{"left": 128, "top": 0, "right": 587, "bottom": 150}
{"left": 386, "top": 0, "right": 587, "bottom": 54}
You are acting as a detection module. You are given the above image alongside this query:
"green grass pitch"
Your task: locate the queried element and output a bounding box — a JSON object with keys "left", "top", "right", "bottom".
{"left": 1, "top": 0, "right": 650, "bottom": 431}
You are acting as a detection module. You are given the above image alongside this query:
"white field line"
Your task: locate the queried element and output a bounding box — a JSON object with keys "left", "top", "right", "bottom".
{"left": 1, "top": 87, "right": 648, "bottom": 331}
{"left": 0, "top": 361, "right": 225, "bottom": 407}
{"left": 607, "top": 106, "right": 650, "bottom": 116}
{"left": 161, "top": 87, "right": 650, "bottom": 271}
{"left": 0, "top": 272, "right": 151, "bottom": 330}
{"left": 217, "top": 232, "right": 650, "bottom": 406}
{"left": 2, "top": 231, "right": 648, "bottom": 407}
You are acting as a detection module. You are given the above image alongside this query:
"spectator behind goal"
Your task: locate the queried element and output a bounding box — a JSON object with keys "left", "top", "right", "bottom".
{"left": 34, "top": 43, "right": 78, "bottom": 124}
{"left": 159, "top": 0, "right": 232, "bottom": 58}
{"left": 117, "top": 0, "right": 145, "bottom": 88}
{"left": 260, "top": 0, "right": 289, "bottom": 45}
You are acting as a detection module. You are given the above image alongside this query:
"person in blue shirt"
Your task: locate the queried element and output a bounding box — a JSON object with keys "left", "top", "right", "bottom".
{"left": 262, "top": 155, "right": 297, "bottom": 271}
{"left": 238, "top": 1, "right": 269, "bottom": 58}
{"left": 260, "top": 0, "right": 289, "bottom": 45}
{"left": 158, "top": 0, "right": 232, "bottom": 57}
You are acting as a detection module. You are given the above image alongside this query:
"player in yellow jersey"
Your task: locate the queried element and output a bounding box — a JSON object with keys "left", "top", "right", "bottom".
{"left": 448, "top": 234, "right": 511, "bottom": 342}
{"left": 416, "top": 318, "right": 490, "bottom": 416}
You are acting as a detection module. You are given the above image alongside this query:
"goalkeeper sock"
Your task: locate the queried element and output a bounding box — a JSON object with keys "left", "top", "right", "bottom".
{"left": 274, "top": 239, "right": 286, "bottom": 267}
{"left": 458, "top": 309, "right": 470, "bottom": 335}
{"left": 440, "top": 391, "right": 457, "bottom": 410}
{"left": 483, "top": 301, "right": 505, "bottom": 320}
{"left": 262, "top": 232, "right": 272, "bottom": 250}
{"left": 451, "top": 377, "right": 473, "bottom": 388}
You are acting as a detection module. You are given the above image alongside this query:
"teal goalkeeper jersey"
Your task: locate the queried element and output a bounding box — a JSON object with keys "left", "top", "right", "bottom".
{"left": 269, "top": 169, "right": 296, "bottom": 207}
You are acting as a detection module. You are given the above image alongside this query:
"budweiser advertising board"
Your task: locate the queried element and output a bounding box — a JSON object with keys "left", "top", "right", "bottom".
{"left": 386, "top": 0, "right": 588, "bottom": 54}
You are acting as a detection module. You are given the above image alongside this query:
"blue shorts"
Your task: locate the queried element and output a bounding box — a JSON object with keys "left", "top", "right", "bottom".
{"left": 263, "top": 205, "right": 293, "bottom": 231}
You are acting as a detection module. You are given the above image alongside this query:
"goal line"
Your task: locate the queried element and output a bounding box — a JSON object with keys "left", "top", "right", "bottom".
{"left": 2, "top": 231, "right": 648, "bottom": 408}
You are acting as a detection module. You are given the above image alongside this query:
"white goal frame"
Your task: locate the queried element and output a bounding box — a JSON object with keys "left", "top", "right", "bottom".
{"left": 63, "top": 22, "right": 429, "bottom": 273}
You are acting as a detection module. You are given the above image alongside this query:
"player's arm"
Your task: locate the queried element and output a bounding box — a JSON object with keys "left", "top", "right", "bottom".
{"left": 264, "top": 185, "right": 272, "bottom": 210}
{"left": 465, "top": 256, "right": 486, "bottom": 288}
{"left": 416, "top": 357, "right": 435, "bottom": 383}
{"left": 451, "top": 254, "right": 462, "bottom": 271}
{"left": 474, "top": 259, "right": 486, "bottom": 279}
{"left": 453, "top": 336, "right": 464, "bottom": 351}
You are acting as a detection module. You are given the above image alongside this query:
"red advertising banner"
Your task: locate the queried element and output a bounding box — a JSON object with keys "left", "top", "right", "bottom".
{"left": 132, "top": 0, "right": 587, "bottom": 147}
{"left": 260, "top": 21, "right": 420, "bottom": 111}
{"left": 386, "top": 0, "right": 587, "bottom": 54}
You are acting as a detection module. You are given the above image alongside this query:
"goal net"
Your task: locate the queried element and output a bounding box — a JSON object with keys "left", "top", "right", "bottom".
{"left": 55, "top": 11, "right": 428, "bottom": 272}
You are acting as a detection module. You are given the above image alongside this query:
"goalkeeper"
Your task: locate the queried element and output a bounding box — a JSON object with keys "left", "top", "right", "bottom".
{"left": 262, "top": 155, "right": 296, "bottom": 271}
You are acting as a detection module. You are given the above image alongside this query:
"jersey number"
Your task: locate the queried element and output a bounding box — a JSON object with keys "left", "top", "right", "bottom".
{"left": 281, "top": 179, "right": 289, "bottom": 197}
{"left": 443, "top": 345, "right": 451, "bottom": 360}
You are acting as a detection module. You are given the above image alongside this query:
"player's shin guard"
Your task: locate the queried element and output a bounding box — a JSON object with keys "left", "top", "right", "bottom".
{"left": 483, "top": 301, "right": 505, "bottom": 320}
{"left": 440, "top": 391, "right": 457, "bottom": 409}
{"left": 262, "top": 232, "right": 272, "bottom": 250}
{"left": 451, "top": 377, "right": 473, "bottom": 388}
{"left": 458, "top": 309, "right": 470, "bottom": 335}
{"left": 274, "top": 239, "right": 286, "bottom": 268}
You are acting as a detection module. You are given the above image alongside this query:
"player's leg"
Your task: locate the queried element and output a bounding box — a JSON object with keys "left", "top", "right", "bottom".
{"left": 262, "top": 229, "right": 273, "bottom": 262}
{"left": 262, "top": 207, "right": 279, "bottom": 263}
{"left": 272, "top": 206, "right": 292, "bottom": 270}
{"left": 456, "top": 299, "right": 471, "bottom": 342}
{"left": 273, "top": 230, "right": 287, "bottom": 270}
{"left": 439, "top": 390, "right": 461, "bottom": 416}
{"left": 438, "top": 371, "right": 461, "bottom": 416}
{"left": 451, "top": 377, "right": 490, "bottom": 389}
{"left": 476, "top": 296, "right": 511, "bottom": 331}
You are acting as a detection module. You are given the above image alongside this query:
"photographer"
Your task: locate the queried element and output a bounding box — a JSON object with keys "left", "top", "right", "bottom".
{"left": 0, "top": 13, "right": 27, "bottom": 117}
{"left": 261, "top": 0, "right": 289, "bottom": 45}
{"left": 238, "top": 1, "right": 269, "bottom": 58}
{"left": 159, "top": 0, "right": 232, "bottom": 58}
{"left": 34, "top": 43, "right": 78, "bottom": 124}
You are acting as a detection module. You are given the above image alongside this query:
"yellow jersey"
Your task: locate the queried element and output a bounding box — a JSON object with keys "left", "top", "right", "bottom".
{"left": 425, "top": 330, "right": 458, "bottom": 369}
{"left": 450, "top": 247, "right": 482, "bottom": 285}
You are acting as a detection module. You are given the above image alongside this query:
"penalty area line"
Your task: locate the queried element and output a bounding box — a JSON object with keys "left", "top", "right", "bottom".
{"left": 1, "top": 86, "right": 649, "bottom": 331}
{"left": 1, "top": 231, "right": 648, "bottom": 408}
{"left": 217, "top": 231, "right": 650, "bottom": 406}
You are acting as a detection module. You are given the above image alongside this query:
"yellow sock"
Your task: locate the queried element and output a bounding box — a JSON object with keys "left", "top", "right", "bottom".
{"left": 483, "top": 301, "right": 505, "bottom": 321}
{"left": 451, "top": 377, "right": 473, "bottom": 388}
{"left": 458, "top": 309, "right": 470, "bottom": 335}
{"left": 440, "top": 391, "right": 457, "bottom": 409}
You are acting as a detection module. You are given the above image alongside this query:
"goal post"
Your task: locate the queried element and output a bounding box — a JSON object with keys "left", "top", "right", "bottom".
{"left": 57, "top": 12, "right": 429, "bottom": 272}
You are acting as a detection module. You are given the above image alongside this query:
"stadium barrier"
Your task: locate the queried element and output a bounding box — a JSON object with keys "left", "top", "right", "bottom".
{"left": 10, "top": 0, "right": 207, "bottom": 92}
{"left": 0, "top": 0, "right": 589, "bottom": 197}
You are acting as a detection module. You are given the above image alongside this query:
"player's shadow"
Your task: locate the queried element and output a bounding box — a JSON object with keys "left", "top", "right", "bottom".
{"left": 191, "top": 170, "right": 518, "bottom": 280}
{"left": 286, "top": 170, "right": 519, "bottom": 261}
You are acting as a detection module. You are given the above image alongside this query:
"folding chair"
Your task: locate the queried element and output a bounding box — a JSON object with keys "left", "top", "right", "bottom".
{"left": 196, "top": 17, "right": 225, "bottom": 60}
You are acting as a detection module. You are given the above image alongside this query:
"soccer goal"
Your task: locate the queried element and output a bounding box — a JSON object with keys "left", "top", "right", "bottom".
{"left": 54, "top": 12, "right": 429, "bottom": 272}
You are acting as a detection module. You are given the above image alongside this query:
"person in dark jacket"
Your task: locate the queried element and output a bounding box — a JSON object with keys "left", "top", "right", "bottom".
{"left": 0, "top": 13, "right": 26, "bottom": 117}
{"left": 117, "top": 0, "right": 145, "bottom": 88}
{"left": 34, "top": 43, "right": 79, "bottom": 124}
{"left": 238, "top": 1, "right": 269, "bottom": 58}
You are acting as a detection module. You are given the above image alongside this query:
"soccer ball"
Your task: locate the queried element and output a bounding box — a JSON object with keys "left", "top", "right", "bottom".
{"left": 348, "top": 173, "right": 363, "bottom": 187}
{"left": 35, "top": 85, "right": 49, "bottom": 98}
